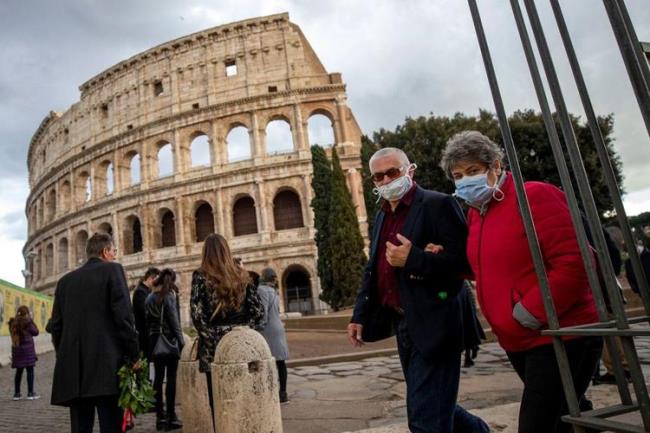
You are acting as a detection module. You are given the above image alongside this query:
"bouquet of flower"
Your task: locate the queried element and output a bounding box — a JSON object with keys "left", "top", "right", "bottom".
{"left": 118, "top": 356, "right": 156, "bottom": 432}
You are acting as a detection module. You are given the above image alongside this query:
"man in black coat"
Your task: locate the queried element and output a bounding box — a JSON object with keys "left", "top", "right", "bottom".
{"left": 347, "top": 148, "right": 488, "bottom": 433}
{"left": 132, "top": 267, "right": 160, "bottom": 361}
{"left": 49, "top": 232, "right": 138, "bottom": 433}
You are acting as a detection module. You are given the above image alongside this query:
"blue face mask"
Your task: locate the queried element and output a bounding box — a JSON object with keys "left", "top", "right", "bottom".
{"left": 454, "top": 172, "right": 503, "bottom": 207}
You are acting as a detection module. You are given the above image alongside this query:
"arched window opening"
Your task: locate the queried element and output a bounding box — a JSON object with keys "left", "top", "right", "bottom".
{"left": 273, "top": 190, "right": 304, "bottom": 230}
{"left": 46, "top": 189, "right": 56, "bottom": 220}
{"left": 157, "top": 142, "right": 174, "bottom": 178}
{"left": 226, "top": 126, "right": 251, "bottom": 162}
{"left": 233, "top": 197, "right": 258, "bottom": 236}
{"left": 191, "top": 134, "right": 211, "bottom": 167}
{"left": 60, "top": 181, "right": 71, "bottom": 212}
{"left": 195, "top": 203, "right": 214, "bottom": 242}
{"left": 308, "top": 113, "right": 336, "bottom": 147}
{"left": 75, "top": 230, "right": 88, "bottom": 265}
{"left": 283, "top": 266, "right": 313, "bottom": 314}
{"left": 58, "top": 238, "right": 68, "bottom": 272}
{"left": 124, "top": 216, "right": 143, "bottom": 255}
{"left": 129, "top": 153, "right": 141, "bottom": 185}
{"left": 45, "top": 243, "right": 54, "bottom": 277}
{"left": 76, "top": 172, "right": 92, "bottom": 205}
{"left": 266, "top": 119, "right": 294, "bottom": 155}
{"left": 161, "top": 210, "right": 176, "bottom": 247}
{"left": 106, "top": 162, "right": 114, "bottom": 195}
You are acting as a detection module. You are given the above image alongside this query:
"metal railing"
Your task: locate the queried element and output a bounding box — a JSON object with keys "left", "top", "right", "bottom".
{"left": 467, "top": 1, "right": 650, "bottom": 431}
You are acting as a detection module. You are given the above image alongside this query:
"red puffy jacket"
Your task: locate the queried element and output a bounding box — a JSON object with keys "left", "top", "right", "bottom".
{"left": 466, "top": 173, "right": 598, "bottom": 353}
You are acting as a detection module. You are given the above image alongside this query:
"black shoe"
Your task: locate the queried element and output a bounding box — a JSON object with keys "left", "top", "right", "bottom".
{"left": 165, "top": 415, "right": 182, "bottom": 431}
{"left": 279, "top": 391, "right": 289, "bottom": 404}
{"left": 156, "top": 414, "right": 167, "bottom": 431}
{"left": 592, "top": 372, "right": 630, "bottom": 385}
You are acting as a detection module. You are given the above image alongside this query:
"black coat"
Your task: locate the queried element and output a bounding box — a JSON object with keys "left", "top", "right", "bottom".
{"left": 132, "top": 282, "right": 151, "bottom": 358}
{"left": 49, "top": 257, "right": 138, "bottom": 406}
{"left": 352, "top": 186, "right": 476, "bottom": 359}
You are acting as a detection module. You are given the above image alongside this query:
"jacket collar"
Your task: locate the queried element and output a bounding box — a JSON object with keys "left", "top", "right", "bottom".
{"left": 85, "top": 257, "right": 104, "bottom": 265}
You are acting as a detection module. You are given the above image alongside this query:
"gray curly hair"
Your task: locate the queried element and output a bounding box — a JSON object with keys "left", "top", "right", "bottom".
{"left": 440, "top": 130, "right": 504, "bottom": 179}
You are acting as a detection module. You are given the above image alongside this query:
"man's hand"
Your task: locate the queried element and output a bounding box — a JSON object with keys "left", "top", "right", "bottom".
{"left": 386, "top": 234, "right": 412, "bottom": 267}
{"left": 424, "top": 243, "right": 444, "bottom": 254}
{"left": 347, "top": 323, "right": 364, "bottom": 347}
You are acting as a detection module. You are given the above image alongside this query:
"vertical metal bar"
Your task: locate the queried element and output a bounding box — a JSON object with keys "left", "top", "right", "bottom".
{"left": 523, "top": 0, "right": 650, "bottom": 428}
{"left": 603, "top": 0, "right": 650, "bottom": 138}
{"left": 615, "top": 0, "right": 650, "bottom": 98}
{"left": 550, "top": 0, "right": 650, "bottom": 319}
{"left": 467, "top": 0, "right": 581, "bottom": 420}
{"left": 509, "top": 0, "right": 631, "bottom": 406}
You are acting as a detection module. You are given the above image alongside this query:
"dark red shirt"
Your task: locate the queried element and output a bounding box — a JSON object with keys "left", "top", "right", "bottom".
{"left": 375, "top": 184, "right": 417, "bottom": 309}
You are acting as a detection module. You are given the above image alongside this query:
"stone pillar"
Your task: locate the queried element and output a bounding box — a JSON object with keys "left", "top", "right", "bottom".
{"left": 251, "top": 112, "right": 264, "bottom": 158}
{"left": 173, "top": 129, "right": 185, "bottom": 175}
{"left": 215, "top": 189, "right": 226, "bottom": 236}
{"left": 211, "top": 327, "right": 282, "bottom": 433}
{"left": 211, "top": 121, "right": 225, "bottom": 167}
{"left": 292, "top": 104, "right": 307, "bottom": 150}
{"left": 255, "top": 180, "right": 270, "bottom": 233}
{"left": 113, "top": 150, "right": 123, "bottom": 193}
{"left": 346, "top": 168, "right": 363, "bottom": 218}
{"left": 302, "top": 174, "right": 315, "bottom": 228}
{"left": 178, "top": 341, "right": 214, "bottom": 433}
{"left": 336, "top": 97, "right": 349, "bottom": 144}
{"left": 175, "top": 197, "right": 186, "bottom": 247}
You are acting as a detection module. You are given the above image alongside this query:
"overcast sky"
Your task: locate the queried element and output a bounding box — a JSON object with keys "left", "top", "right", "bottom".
{"left": 1, "top": 0, "right": 649, "bottom": 285}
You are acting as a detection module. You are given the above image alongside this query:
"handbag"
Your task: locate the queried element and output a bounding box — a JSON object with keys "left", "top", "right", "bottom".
{"left": 152, "top": 302, "right": 180, "bottom": 359}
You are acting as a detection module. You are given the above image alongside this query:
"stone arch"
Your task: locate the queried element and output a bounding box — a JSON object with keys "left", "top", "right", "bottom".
{"left": 273, "top": 189, "right": 304, "bottom": 230}
{"left": 158, "top": 208, "right": 177, "bottom": 248}
{"left": 233, "top": 195, "right": 258, "bottom": 236}
{"left": 190, "top": 132, "right": 211, "bottom": 167}
{"left": 60, "top": 180, "right": 71, "bottom": 212}
{"left": 155, "top": 140, "right": 174, "bottom": 178}
{"left": 58, "top": 237, "right": 68, "bottom": 272}
{"left": 75, "top": 230, "right": 88, "bottom": 265}
{"left": 124, "top": 150, "right": 141, "bottom": 186}
{"left": 265, "top": 117, "right": 294, "bottom": 155}
{"left": 45, "top": 243, "right": 54, "bottom": 277}
{"left": 123, "top": 215, "right": 143, "bottom": 255}
{"left": 194, "top": 201, "right": 215, "bottom": 242}
{"left": 308, "top": 111, "right": 336, "bottom": 147}
{"left": 76, "top": 170, "right": 92, "bottom": 205}
{"left": 96, "top": 160, "right": 114, "bottom": 196}
{"left": 226, "top": 124, "right": 252, "bottom": 162}
{"left": 282, "top": 264, "right": 313, "bottom": 314}
{"left": 46, "top": 188, "right": 57, "bottom": 220}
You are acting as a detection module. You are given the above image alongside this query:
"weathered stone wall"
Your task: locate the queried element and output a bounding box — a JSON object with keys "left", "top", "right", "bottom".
{"left": 23, "top": 13, "right": 367, "bottom": 323}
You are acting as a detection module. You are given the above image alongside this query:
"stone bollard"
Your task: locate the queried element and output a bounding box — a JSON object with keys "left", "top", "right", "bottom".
{"left": 178, "top": 338, "right": 214, "bottom": 433}
{"left": 211, "top": 326, "right": 283, "bottom": 433}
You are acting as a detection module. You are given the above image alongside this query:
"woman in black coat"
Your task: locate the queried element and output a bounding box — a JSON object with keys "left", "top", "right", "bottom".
{"left": 145, "top": 268, "right": 184, "bottom": 431}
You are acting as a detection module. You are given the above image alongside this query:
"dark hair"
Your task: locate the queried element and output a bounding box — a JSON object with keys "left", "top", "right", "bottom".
{"left": 86, "top": 232, "right": 114, "bottom": 258}
{"left": 249, "top": 271, "right": 260, "bottom": 288}
{"left": 153, "top": 268, "right": 177, "bottom": 305}
{"left": 260, "top": 267, "right": 278, "bottom": 285}
{"left": 199, "top": 234, "right": 250, "bottom": 311}
{"left": 9, "top": 306, "right": 30, "bottom": 347}
{"left": 141, "top": 267, "right": 161, "bottom": 283}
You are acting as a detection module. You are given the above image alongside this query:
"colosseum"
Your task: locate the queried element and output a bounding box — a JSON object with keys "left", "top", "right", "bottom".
{"left": 23, "top": 13, "right": 368, "bottom": 324}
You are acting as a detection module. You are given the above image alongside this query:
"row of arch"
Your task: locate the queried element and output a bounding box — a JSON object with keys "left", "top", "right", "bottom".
{"left": 29, "top": 190, "right": 305, "bottom": 282}
{"left": 29, "top": 113, "right": 335, "bottom": 233}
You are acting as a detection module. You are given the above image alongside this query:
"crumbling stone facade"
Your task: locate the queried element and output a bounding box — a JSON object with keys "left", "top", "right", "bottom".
{"left": 23, "top": 13, "right": 367, "bottom": 324}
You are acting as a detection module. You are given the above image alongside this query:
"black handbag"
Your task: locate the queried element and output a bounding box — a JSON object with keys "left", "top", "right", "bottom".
{"left": 152, "top": 302, "right": 180, "bottom": 359}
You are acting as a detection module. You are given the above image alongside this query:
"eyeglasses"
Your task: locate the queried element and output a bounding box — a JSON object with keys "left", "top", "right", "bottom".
{"left": 370, "top": 166, "right": 404, "bottom": 182}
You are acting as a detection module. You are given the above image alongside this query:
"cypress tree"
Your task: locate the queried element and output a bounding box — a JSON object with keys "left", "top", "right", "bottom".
{"left": 323, "top": 147, "right": 367, "bottom": 310}
{"left": 360, "top": 136, "right": 379, "bottom": 237}
{"left": 310, "top": 145, "right": 334, "bottom": 303}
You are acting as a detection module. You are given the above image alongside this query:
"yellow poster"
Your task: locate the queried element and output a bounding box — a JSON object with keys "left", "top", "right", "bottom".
{"left": 0, "top": 279, "right": 53, "bottom": 336}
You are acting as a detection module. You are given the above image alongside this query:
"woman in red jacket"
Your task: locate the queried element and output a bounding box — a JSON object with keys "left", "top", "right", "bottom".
{"left": 438, "top": 130, "right": 602, "bottom": 433}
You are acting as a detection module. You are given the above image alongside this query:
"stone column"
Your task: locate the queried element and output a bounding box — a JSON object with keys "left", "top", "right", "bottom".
{"left": 140, "top": 141, "right": 151, "bottom": 189}
{"left": 251, "top": 112, "right": 264, "bottom": 158}
{"left": 346, "top": 168, "right": 363, "bottom": 218}
{"left": 111, "top": 212, "right": 120, "bottom": 253}
{"left": 175, "top": 197, "right": 186, "bottom": 247}
{"left": 292, "top": 104, "right": 307, "bottom": 150}
{"left": 255, "top": 180, "right": 270, "bottom": 234}
{"left": 215, "top": 189, "right": 226, "bottom": 236}
{"left": 113, "top": 150, "right": 123, "bottom": 193}
{"left": 211, "top": 121, "right": 224, "bottom": 167}
{"left": 173, "top": 129, "right": 186, "bottom": 175}
{"left": 302, "top": 174, "right": 314, "bottom": 227}
{"left": 336, "top": 97, "right": 349, "bottom": 144}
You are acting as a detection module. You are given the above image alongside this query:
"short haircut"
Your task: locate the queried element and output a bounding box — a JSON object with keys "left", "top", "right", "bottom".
{"left": 440, "top": 131, "right": 504, "bottom": 179}
{"left": 260, "top": 267, "right": 278, "bottom": 284}
{"left": 369, "top": 147, "right": 410, "bottom": 171}
{"left": 86, "top": 232, "right": 114, "bottom": 258}
{"left": 143, "top": 267, "right": 161, "bottom": 281}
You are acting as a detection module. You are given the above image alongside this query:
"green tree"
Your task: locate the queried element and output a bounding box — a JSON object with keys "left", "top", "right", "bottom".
{"left": 310, "top": 145, "right": 334, "bottom": 301}
{"left": 320, "top": 147, "right": 367, "bottom": 310}
{"left": 360, "top": 136, "right": 379, "bottom": 236}
{"left": 368, "top": 110, "right": 623, "bottom": 217}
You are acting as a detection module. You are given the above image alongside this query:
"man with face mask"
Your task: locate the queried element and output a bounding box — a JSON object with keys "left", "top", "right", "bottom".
{"left": 347, "top": 148, "right": 489, "bottom": 433}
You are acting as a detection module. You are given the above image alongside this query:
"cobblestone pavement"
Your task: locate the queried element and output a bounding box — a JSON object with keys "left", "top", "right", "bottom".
{"left": 2, "top": 338, "right": 649, "bottom": 433}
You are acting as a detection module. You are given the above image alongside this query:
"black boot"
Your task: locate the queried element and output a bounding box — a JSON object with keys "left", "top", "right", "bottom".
{"left": 155, "top": 412, "right": 167, "bottom": 431}
{"left": 165, "top": 414, "right": 182, "bottom": 431}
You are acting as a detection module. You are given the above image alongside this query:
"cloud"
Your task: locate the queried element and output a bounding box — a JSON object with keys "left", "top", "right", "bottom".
{"left": 0, "top": 0, "right": 649, "bottom": 283}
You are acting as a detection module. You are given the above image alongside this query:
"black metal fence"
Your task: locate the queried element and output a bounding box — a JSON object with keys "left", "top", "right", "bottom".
{"left": 467, "top": 1, "right": 650, "bottom": 431}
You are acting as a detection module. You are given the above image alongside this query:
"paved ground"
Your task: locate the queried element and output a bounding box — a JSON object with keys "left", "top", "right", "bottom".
{"left": 2, "top": 332, "right": 648, "bottom": 433}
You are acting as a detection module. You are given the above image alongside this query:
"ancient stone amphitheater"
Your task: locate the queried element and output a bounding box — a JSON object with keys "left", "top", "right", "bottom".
{"left": 23, "top": 13, "right": 367, "bottom": 323}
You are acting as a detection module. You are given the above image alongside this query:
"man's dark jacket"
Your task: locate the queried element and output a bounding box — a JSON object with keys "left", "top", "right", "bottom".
{"left": 133, "top": 282, "right": 151, "bottom": 358}
{"left": 49, "top": 257, "right": 139, "bottom": 406}
{"left": 352, "top": 186, "right": 474, "bottom": 359}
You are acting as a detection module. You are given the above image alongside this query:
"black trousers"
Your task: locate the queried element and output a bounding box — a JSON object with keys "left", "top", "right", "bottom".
{"left": 153, "top": 356, "right": 179, "bottom": 418}
{"left": 276, "top": 360, "right": 287, "bottom": 394}
{"left": 69, "top": 396, "right": 122, "bottom": 433}
{"left": 507, "top": 337, "right": 603, "bottom": 433}
{"left": 14, "top": 366, "right": 34, "bottom": 394}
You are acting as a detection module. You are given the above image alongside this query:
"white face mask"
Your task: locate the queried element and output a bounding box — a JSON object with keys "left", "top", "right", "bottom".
{"left": 373, "top": 164, "right": 416, "bottom": 202}
{"left": 637, "top": 245, "right": 645, "bottom": 254}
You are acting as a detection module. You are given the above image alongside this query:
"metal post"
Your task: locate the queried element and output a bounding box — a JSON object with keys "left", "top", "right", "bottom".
{"left": 467, "top": 0, "right": 581, "bottom": 419}
{"left": 603, "top": 0, "right": 650, "bottom": 138}
{"left": 523, "top": 0, "right": 650, "bottom": 428}
{"left": 509, "top": 0, "right": 632, "bottom": 406}
{"left": 549, "top": 0, "right": 650, "bottom": 319}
